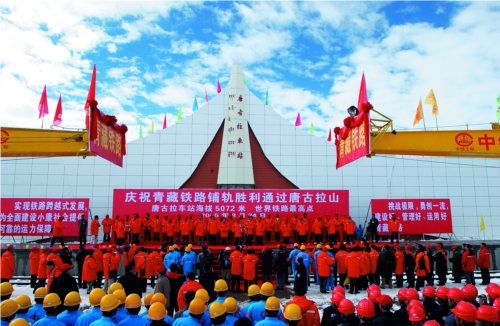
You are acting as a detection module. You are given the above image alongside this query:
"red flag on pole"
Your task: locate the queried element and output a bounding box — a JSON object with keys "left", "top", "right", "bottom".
{"left": 53, "top": 94, "right": 63, "bottom": 126}
{"left": 295, "top": 112, "right": 302, "bottom": 126}
{"left": 205, "top": 88, "right": 209, "bottom": 102}
{"left": 327, "top": 129, "right": 332, "bottom": 142}
{"left": 358, "top": 73, "right": 368, "bottom": 109}
{"left": 217, "top": 80, "right": 221, "bottom": 93}
{"left": 84, "top": 64, "right": 96, "bottom": 128}
{"left": 38, "top": 85, "right": 49, "bottom": 119}
{"left": 163, "top": 114, "right": 167, "bottom": 129}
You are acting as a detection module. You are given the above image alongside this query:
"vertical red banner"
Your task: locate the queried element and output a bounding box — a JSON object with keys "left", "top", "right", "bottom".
{"left": 335, "top": 111, "right": 371, "bottom": 169}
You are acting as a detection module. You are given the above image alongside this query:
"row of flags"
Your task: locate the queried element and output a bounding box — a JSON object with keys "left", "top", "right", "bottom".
{"left": 37, "top": 85, "right": 63, "bottom": 127}
{"left": 413, "top": 88, "right": 439, "bottom": 128}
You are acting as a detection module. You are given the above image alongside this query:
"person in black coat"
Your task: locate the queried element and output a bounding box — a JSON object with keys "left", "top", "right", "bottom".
{"left": 75, "top": 245, "right": 88, "bottom": 289}
{"left": 435, "top": 243, "right": 448, "bottom": 286}
{"left": 49, "top": 269, "right": 79, "bottom": 305}
{"left": 404, "top": 246, "right": 416, "bottom": 288}
{"left": 199, "top": 264, "right": 218, "bottom": 303}
{"left": 274, "top": 245, "right": 288, "bottom": 290}
{"left": 259, "top": 248, "right": 273, "bottom": 283}
{"left": 449, "top": 246, "right": 463, "bottom": 283}
{"left": 372, "top": 297, "right": 395, "bottom": 326}
{"left": 117, "top": 264, "right": 142, "bottom": 297}
{"left": 294, "top": 257, "right": 308, "bottom": 294}
{"left": 377, "top": 245, "right": 395, "bottom": 289}
{"left": 166, "top": 263, "right": 187, "bottom": 316}
{"left": 367, "top": 214, "right": 379, "bottom": 242}
{"left": 426, "top": 245, "right": 435, "bottom": 286}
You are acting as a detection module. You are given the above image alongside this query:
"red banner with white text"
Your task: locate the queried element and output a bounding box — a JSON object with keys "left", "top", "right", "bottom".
{"left": 371, "top": 198, "right": 452, "bottom": 235}
{"left": 113, "top": 189, "right": 349, "bottom": 219}
{"left": 0, "top": 198, "right": 89, "bottom": 236}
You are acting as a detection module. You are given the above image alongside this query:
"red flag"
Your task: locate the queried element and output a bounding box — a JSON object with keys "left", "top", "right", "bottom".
{"left": 205, "top": 88, "right": 209, "bottom": 102}
{"left": 163, "top": 114, "right": 167, "bottom": 129}
{"left": 84, "top": 64, "right": 96, "bottom": 128}
{"left": 358, "top": 73, "right": 368, "bottom": 109}
{"left": 327, "top": 129, "right": 332, "bottom": 142}
{"left": 38, "top": 85, "right": 49, "bottom": 119}
{"left": 295, "top": 112, "right": 302, "bottom": 126}
{"left": 217, "top": 80, "right": 221, "bottom": 93}
{"left": 53, "top": 94, "right": 63, "bottom": 126}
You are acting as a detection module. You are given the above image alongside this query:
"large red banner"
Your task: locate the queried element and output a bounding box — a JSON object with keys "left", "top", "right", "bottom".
{"left": 113, "top": 189, "right": 349, "bottom": 219}
{"left": 0, "top": 198, "right": 89, "bottom": 236}
{"left": 89, "top": 105, "right": 127, "bottom": 167}
{"left": 371, "top": 198, "right": 452, "bottom": 235}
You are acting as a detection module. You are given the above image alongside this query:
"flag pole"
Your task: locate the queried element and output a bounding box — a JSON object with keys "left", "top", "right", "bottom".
{"left": 422, "top": 102, "right": 427, "bottom": 131}
{"left": 435, "top": 115, "right": 439, "bottom": 131}
{"left": 41, "top": 114, "right": 44, "bottom": 129}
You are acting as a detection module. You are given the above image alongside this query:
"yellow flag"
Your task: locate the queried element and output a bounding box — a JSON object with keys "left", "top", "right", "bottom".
{"left": 413, "top": 99, "right": 424, "bottom": 126}
{"left": 150, "top": 120, "right": 154, "bottom": 134}
{"left": 425, "top": 89, "right": 439, "bottom": 116}
{"left": 480, "top": 215, "right": 485, "bottom": 231}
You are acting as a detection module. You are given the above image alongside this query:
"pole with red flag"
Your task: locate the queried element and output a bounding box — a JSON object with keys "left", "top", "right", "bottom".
{"left": 53, "top": 94, "right": 63, "bottom": 126}
{"left": 84, "top": 64, "right": 96, "bottom": 129}
{"left": 38, "top": 85, "right": 49, "bottom": 128}
{"left": 163, "top": 114, "right": 167, "bottom": 129}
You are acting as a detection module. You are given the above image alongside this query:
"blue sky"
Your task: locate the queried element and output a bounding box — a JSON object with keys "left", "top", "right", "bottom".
{"left": 1, "top": 1, "right": 499, "bottom": 140}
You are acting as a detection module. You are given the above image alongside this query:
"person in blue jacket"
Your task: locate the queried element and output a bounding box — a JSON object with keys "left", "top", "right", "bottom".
{"left": 32, "top": 293, "right": 65, "bottom": 326}
{"left": 111, "top": 290, "right": 129, "bottom": 323}
{"left": 89, "top": 294, "right": 120, "bottom": 326}
{"left": 171, "top": 245, "right": 182, "bottom": 266}
{"left": 240, "top": 284, "right": 261, "bottom": 319}
{"left": 255, "top": 297, "right": 287, "bottom": 326}
{"left": 76, "top": 288, "right": 105, "bottom": 326}
{"left": 288, "top": 244, "right": 300, "bottom": 282}
{"left": 117, "top": 293, "right": 148, "bottom": 326}
{"left": 29, "top": 287, "right": 48, "bottom": 322}
{"left": 295, "top": 245, "right": 311, "bottom": 289}
{"left": 57, "top": 291, "right": 83, "bottom": 326}
{"left": 181, "top": 247, "right": 197, "bottom": 276}
{"left": 173, "top": 298, "right": 206, "bottom": 326}
{"left": 13, "top": 294, "right": 35, "bottom": 324}
{"left": 247, "top": 282, "right": 283, "bottom": 325}
{"left": 163, "top": 246, "right": 175, "bottom": 272}
{"left": 313, "top": 244, "right": 322, "bottom": 284}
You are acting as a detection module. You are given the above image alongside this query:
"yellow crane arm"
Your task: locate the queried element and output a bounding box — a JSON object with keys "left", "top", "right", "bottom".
{"left": 370, "top": 129, "right": 500, "bottom": 158}
{"left": 0, "top": 127, "right": 95, "bottom": 158}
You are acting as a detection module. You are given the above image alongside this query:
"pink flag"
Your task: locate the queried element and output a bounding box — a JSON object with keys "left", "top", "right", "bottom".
{"left": 205, "top": 88, "right": 209, "bottom": 102}
{"left": 327, "top": 129, "right": 332, "bottom": 142}
{"left": 38, "top": 85, "right": 49, "bottom": 119}
{"left": 84, "top": 64, "right": 96, "bottom": 128}
{"left": 163, "top": 114, "right": 167, "bottom": 129}
{"left": 217, "top": 80, "right": 221, "bottom": 93}
{"left": 295, "top": 112, "right": 302, "bottom": 126}
{"left": 53, "top": 94, "right": 63, "bottom": 126}
{"left": 358, "top": 73, "right": 368, "bottom": 109}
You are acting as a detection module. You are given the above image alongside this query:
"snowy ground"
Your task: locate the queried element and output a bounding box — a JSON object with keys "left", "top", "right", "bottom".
{"left": 11, "top": 280, "right": 492, "bottom": 319}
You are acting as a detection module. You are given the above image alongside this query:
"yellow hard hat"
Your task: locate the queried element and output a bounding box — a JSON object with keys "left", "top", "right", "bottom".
{"left": 0, "top": 282, "right": 14, "bottom": 296}
{"left": 34, "top": 287, "right": 48, "bottom": 299}
{"left": 1, "top": 299, "right": 18, "bottom": 318}
{"left": 144, "top": 293, "right": 154, "bottom": 306}
{"left": 209, "top": 301, "right": 227, "bottom": 318}
{"left": 89, "top": 288, "right": 106, "bottom": 306}
{"left": 260, "top": 282, "right": 275, "bottom": 296}
{"left": 223, "top": 297, "right": 238, "bottom": 314}
{"left": 64, "top": 291, "right": 81, "bottom": 306}
{"left": 100, "top": 294, "right": 119, "bottom": 312}
{"left": 173, "top": 244, "right": 178, "bottom": 249}
{"left": 148, "top": 302, "right": 167, "bottom": 320}
{"left": 112, "top": 289, "right": 126, "bottom": 305}
{"left": 284, "top": 303, "right": 302, "bottom": 321}
{"left": 108, "top": 282, "right": 124, "bottom": 294}
{"left": 325, "top": 245, "right": 331, "bottom": 250}
{"left": 195, "top": 289, "right": 210, "bottom": 304}
{"left": 151, "top": 293, "right": 167, "bottom": 306}
{"left": 316, "top": 244, "right": 322, "bottom": 249}
{"left": 188, "top": 298, "right": 206, "bottom": 315}
{"left": 214, "top": 279, "right": 228, "bottom": 292}
{"left": 8, "top": 318, "right": 31, "bottom": 326}
{"left": 185, "top": 247, "right": 191, "bottom": 252}
{"left": 125, "top": 293, "right": 142, "bottom": 309}
{"left": 248, "top": 284, "right": 260, "bottom": 297}
{"left": 14, "top": 294, "right": 32, "bottom": 309}
{"left": 293, "top": 243, "right": 299, "bottom": 247}
{"left": 43, "top": 293, "right": 61, "bottom": 308}
{"left": 265, "top": 296, "right": 281, "bottom": 311}
{"left": 300, "top": 245, "right": 306, "bottom": 250}
{"left": 187, "top": 244, "right": 193, "bottom": 248}
{"left": 168, "top": 246, "right": 174, "bottom": 251}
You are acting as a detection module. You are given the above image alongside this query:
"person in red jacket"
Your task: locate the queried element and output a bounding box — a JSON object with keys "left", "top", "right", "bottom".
{"left": 369, "top": 246, "right": 380, "bottom": 286}
{"left": 230, "top": 246, "right": 244, "bottom": 292}
{"left": 284, "top": 284, "right": 321, "bottom": 326}
{"left": 312, "top": 218, "right": 323, "bottom": 244}
{"left": 317, "top": 245, "right": 335, "bottom": 293}
{"left": 115, "top": 218, "right": 125, "bottom": 246}
{"left": 462, "top": 244, "right": 477, "bottom": 285}
{"left": 93, "top": 247, "right": 104, "bottom": 290}
{"left": 134, "top": 248, "right": 148, "bottom": 292}
{"left": 232, "top": 218, "right": 242, "bottom": 246}
{"left": 82, "top": 251, "right": 97, "bottom": 294}
{"left": 101, "top": 215, "right": 113, "bottom": 243}
{"left": 388, "top": 214, "right": 401, "bottom": 243}
{"left": 242, "top": 249, "right": 259, "bottom": 291}
{"left": 50, "top": 217, "right": 65, "bottom": 247}
{"left": 90, "top": 215, "right": 100, "bottom": 244}
{"left": 478, "top": 242, "right": 491, "bottom": 285}
{"left": 346, "top": 246, "right": 362, "bottom": 294}
{"left": 281, "top": 219, "right": 292, "bottom": 245}
{"left": 46, "top": 247, "right": 64, "bottom": 274}
{"left": 45, "top": 260, "right": 62, "bottom": 291}
{"left": 0, "top": 245, "right": 15, "bottom": 282}
{"left": 415, "top": 245, "right": 430, "bottom": 291}
{"left": 130, "top": 214, "right": 142, "bottom": 244}
{"left": 36, "top": 247, "right": 50, "bottom": 288}
{"left": 334, "top": 244, "right": 348, "bottom": 288}
{"left": 29, "top": 247, "right": 40, "bottom": 288}
{"left": 177, "top": 272, "right": 204, "bottom": 311}
{"left": 151, "top": 215, "right": 161, "bottom": 243}
{"left": 344, "top": 217, "right": 356, "bottom": 243}
{"left": 102, "top": 246, "right": 121, "bottom": 293}
{"left": 394, "top": 244, "right": 405, "bottom": 288}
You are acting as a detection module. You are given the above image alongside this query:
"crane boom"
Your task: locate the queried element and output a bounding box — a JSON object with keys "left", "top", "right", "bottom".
{"left": 370, "top": 129, "right": 500, "bottom": 158}
{"left": 0, "top": 127, "right": 94, "bottom": 158}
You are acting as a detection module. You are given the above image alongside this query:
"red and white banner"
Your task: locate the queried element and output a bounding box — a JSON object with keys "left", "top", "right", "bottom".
{"left": 113, "top": 189, "right": 349, "bottom": 219}
{"left": 0, "top": 198, "right": 89, "bottom": 236}
{"left": 89, "top": 104, "right": 127, "bottom": 167}
{"left": 371, "top": 198, "right": 452, "bottom": 235}
{"left": 335, "top": 112, "right": 371, "bottom": 169}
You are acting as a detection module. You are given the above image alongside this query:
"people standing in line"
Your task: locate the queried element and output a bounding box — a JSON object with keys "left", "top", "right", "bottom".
{"left": 90, "top": 216, "right": 100, "bottom": 245}
{"left": 229, "top": 246, "right": 244, "bottom": 293}
{"left": 78, "top": 214, "right": 88, "bottom": 246}
{"left": 101, "top": 215, "right": 113, "bottom": 243}
{"left": 367, "top": 214, "right": 379, "bottom": 242}
{"left": 450, "top": 245, "right": 463, "bottom": 283}
{"left": 29, "top": 247, "right": 40, "bottom": 288}
{"left": 274, "top": 245, "right": 288, "bottom": 291}
{"left": 462, "top": 244, "right": 477, "bottom": 285}
{"left": 317, "top": 245, "right": 335, "bottom": 294}
{"left": 435, "top": 243, "right": 449, "bottom": 286}
{"left": 394, "top": 244, "right": 405, "bottom": 288}
{"left": 259, "top": 247, "right": 274, "bottom": 283}
{"left": 242, "top": 249, "right": 259, "bottom": 292}
{"left": 50, "top": 216, "right": 65, "bottom": 247}
{"left": 377, "top": 245, "right": 394, "bottom": 289}
{"left": 404, "top": 244, "right": 416, "bottom": 288}
{"left": 388, "top": 213, "right": 401, "bottom": 243}
{"left": 478, "top": 243, "right": 491, "bottom": 285}
{"left": 415, "top": 245, "right": 430, "bottom": 291}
